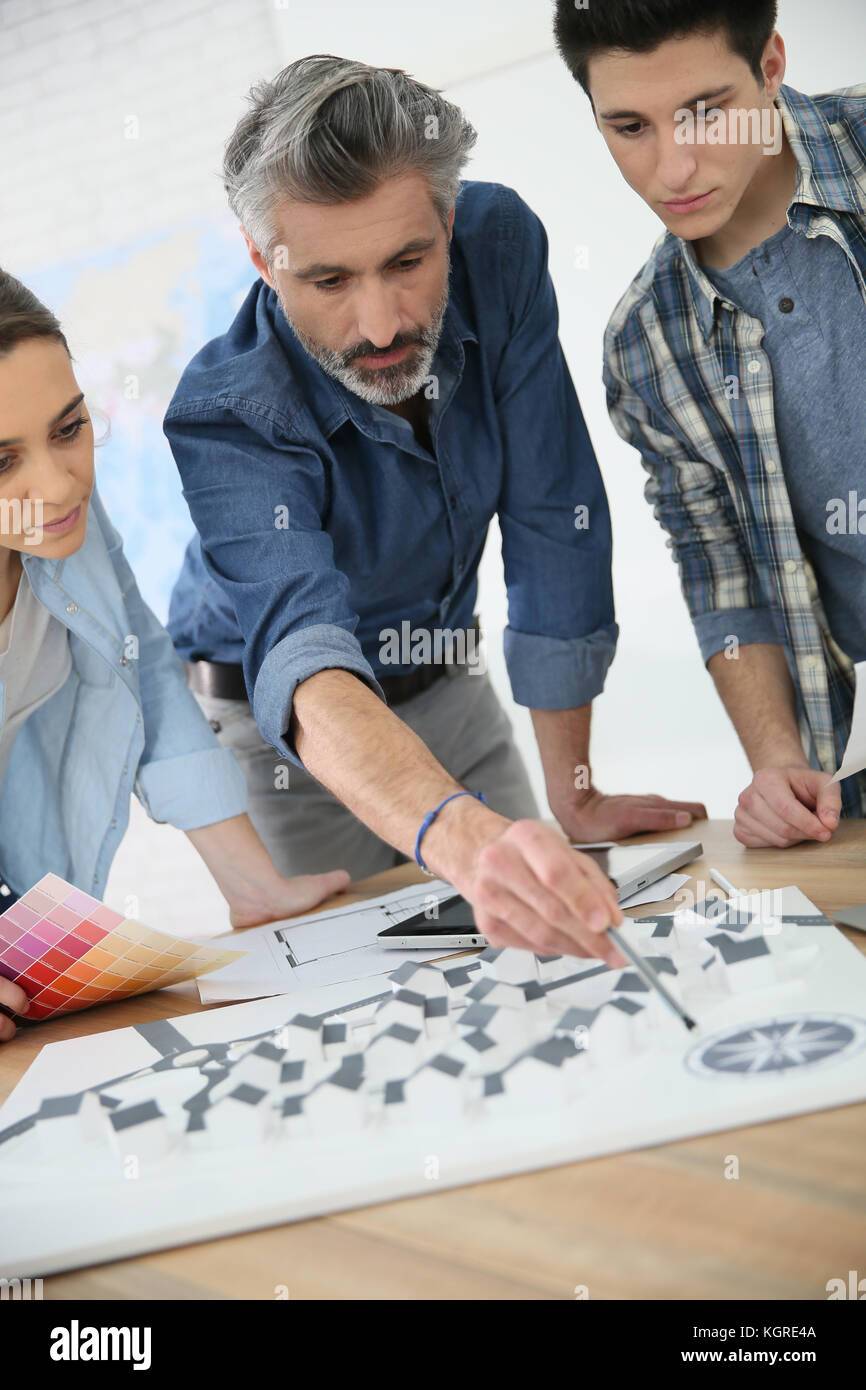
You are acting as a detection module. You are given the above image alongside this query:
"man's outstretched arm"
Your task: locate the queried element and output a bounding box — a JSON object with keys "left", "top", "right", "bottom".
{"left": 291, "top": 668, "right": 627, "bottom": 966}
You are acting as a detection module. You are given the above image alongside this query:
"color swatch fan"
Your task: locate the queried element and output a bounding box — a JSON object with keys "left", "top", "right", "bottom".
{"left": 0, "top": 874, "right": 245, "bottom": 1020}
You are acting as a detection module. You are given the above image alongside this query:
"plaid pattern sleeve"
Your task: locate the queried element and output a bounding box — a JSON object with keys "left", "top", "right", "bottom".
{"left": 603, "top": 84, "right": 866, "bottom": 818}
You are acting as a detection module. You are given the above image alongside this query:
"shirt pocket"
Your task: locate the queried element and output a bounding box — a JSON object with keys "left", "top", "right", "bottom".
{"left": 70, "top": 634, "right": 117, "bottom": 690}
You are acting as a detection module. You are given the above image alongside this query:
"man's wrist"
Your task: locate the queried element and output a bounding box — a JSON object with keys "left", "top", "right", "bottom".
{"left": 419, "top": 795, "right": 511, "bottom": 888}
{"left": 748, "top": 745, "right": 810, "bottom": 773}
{"left": 549, "top": 780, "right": 594, "bottom": 816}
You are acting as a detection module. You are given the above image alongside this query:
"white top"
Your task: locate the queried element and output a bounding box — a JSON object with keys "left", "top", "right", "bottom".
{"left": 0, "top": 569, "right": 72, "bottom": 786}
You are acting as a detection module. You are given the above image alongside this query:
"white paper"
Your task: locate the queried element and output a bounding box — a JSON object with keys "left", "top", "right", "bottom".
{"left": 619, "top": 872, "right": 690, "bottom": 910}
{"left": 195, "top": 869, "right": 687, "bottom": 1001}
{"left": 831, "top": 659, "right": 866, "bottom": 783}
{"left": 4, "top": 884, "right": 866, "bottom": 1282}
{"left": 196, "top": 880, "right": 459, "bottom": 1003}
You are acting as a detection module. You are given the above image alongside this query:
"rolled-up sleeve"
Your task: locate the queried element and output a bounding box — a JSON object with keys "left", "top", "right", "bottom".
{"left": 691, "top": 607, "right": 782, "bottom": 663}
{"left": 164, "top": 403, "right": 384, "bottom": 764}
{"left": 494, "top": 191, "right": 618, "bottom": 709}
{"left": 89, "top": 489, "right": 248, "bottom": 827}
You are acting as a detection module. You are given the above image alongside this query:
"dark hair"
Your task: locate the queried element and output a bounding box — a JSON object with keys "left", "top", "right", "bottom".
{"left": 553, "top": 0, "right": 779, "bottom": 95}
{"left": 0, "top": 268, "right": 70, "bottom": 360}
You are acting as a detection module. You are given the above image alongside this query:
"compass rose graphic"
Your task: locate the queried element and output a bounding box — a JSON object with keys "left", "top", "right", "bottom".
{"left": 686, "top": 1014, "right": 866, "bottom": 1078}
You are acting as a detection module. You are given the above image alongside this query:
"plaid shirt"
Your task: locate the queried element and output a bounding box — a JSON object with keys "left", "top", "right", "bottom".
{"left": 604, "top": 84, "right": 866, "bottom": 818}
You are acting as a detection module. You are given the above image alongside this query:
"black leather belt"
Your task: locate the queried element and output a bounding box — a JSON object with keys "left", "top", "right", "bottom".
{"left": 381, "top": 663, "right": 448, "bottom": 705}
{"left": 185, "top": 657, "right": 449, "bottom": 708}
{"left": 185, "top": 659, "right": 248, "bottom": 701}
{"left": 185, "top": 623, "right": 480, "bottom": 709}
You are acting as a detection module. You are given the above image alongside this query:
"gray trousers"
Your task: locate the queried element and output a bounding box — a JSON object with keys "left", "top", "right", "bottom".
{"left": 195, "top": 667, "right": 539, "bottom": 881}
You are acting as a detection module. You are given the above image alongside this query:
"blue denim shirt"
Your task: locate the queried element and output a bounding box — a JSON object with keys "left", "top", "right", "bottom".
{"left": 166, "top": 180, "right": 618, "bottom": 763}
{"left": 1, "top": 489, "right": 247, "bottom": 897}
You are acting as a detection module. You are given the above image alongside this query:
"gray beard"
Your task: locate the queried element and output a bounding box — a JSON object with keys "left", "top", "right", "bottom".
{"left": 277, "top": 276, "right": 450, "bottom": 407}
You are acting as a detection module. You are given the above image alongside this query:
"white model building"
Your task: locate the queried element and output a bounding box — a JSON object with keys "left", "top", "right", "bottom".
{"left": 586, "top": 998, "right": 639, "bottom": 1067}
{"left": 704, "top": 932, "right": 778, "bottom": 994}
{"left": 374, "top": 987, "right": 429, "bottom": 1032}
{"left": 363, "top": 1022, "right": 424, "bottom": 1082}
{"left": 107, "top": 1098, "right": 174, "bottom": 1161}
{"left": 386, "top": 961, "right": 451, "bottom": 1001}
{"left": 501, "top": 1035, "right": 582, "bottom": 1104}
{"left": 281, "top": 1014, "right": 326, "bottom": 1061}
{"left": 402, "top": 1054, "right": 467, "bottom": 1115}
{"left": 303, "top": 1063, "right": 367, "bottom": 1133}
{"left": 478, "top": 945, "right": 539, "bottom": 985}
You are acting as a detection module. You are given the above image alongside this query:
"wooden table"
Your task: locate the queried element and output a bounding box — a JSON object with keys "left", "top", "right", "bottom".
{"left": 2, "top": 820, "right": 865, "bottom": 1300}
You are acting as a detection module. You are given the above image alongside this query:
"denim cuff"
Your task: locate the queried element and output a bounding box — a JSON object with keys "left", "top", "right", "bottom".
{"left": 504, "top": 622, "right": 619, "bottom": 709}
{"left": 136, "top": 746, "right": 248, "bottom": 828}
{"left": 253, "top": 622, "right": 386, "bottom": 765}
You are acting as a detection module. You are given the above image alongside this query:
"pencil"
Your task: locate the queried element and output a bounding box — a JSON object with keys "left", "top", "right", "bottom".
{"left": 607, "top": 925, "right": 697, "bottom": 1031}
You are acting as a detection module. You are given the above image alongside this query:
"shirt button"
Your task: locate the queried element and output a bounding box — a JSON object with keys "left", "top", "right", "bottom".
{"left": 119, "top": 656, "right": 128, "bottom": 667}
{"left": 122, "top": 765, "right": 128, "bottom": 775}
{"left": 747, "top": 360, "right": 762, "bottom": 373}
{"left": 784, "top": 559, "right": 799, "bottom": 574}
{"left": 110, "top": 819, "right": 117, "bottom": 829}
{"left": 765, "top": 460, "right": 777, "bottom": 473}
{"left": 66, "top": 602, "right": 78, "bottom": 615}
{"left": 778, "top": 297, "right": 794, "bottom": 313}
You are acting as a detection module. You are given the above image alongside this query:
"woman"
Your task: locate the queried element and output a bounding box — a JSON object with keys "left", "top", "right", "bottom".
{"left": 0, "top": 270, "right": 349, "bottom": 1039}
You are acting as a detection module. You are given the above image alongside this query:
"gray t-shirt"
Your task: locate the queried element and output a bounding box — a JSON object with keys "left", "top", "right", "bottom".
{"left": 0, "top": 569, "right": 72, "bottom": 786}
{"left": 704, "top": 221, "right": 866, "bottom": 662}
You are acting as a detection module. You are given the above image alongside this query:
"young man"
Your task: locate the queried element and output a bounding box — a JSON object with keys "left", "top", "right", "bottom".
{"left": 554, "top": 1, "right": 866, "bottom": 848}
{"left": 165, "top": 56, "right": 704, "bottom": 964}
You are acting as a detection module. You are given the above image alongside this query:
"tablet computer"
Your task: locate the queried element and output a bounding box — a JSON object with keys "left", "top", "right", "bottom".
{"left": 377, "top": 839, "right": 702, "bottom": 948}
{"left": 568, "top": 839, "right": 703, "bottom": 903}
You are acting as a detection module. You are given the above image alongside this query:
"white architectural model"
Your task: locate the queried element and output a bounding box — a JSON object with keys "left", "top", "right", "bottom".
{"left": 1, "top": 886, "right": 865, "bottom": 1275}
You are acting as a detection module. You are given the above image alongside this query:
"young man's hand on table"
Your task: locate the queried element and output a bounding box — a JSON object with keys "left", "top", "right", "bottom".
{"left": 733, "top": 765, "right": 841, "bottom": 848}
{"left": 707, "top": 643, "right": 842, "bottom": 849}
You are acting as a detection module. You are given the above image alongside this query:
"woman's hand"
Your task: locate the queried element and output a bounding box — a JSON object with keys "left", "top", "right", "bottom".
{"left": 228, "top": 868, "right": 350, "bottom": 929}
{"left": 0, "top": 979, "right": 29, "bottom": 1041}
{"left": 185, "top": 811, "right": 351, "bottom": 930}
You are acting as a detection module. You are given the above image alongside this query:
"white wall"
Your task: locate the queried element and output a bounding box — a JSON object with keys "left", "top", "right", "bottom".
{"left": 1, "top": 0, "right": 863, "bottom": 863}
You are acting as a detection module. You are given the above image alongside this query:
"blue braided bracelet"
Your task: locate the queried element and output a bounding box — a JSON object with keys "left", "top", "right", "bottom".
{"left": 414, "top": 790, "right": 488, "bottom": 873}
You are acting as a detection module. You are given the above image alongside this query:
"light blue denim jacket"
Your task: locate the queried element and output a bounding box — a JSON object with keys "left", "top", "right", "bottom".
{"left": 1, "top": 488, "right": 247, "bottom": 898}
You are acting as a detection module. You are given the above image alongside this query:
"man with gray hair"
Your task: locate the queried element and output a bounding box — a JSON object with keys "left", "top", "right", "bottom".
{"left": 167, "top": 55, "right": 703, "bottom": 963}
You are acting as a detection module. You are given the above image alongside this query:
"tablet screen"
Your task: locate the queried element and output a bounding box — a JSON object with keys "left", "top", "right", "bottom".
{"left": 378, "top": 894, "right": 475, "bottom": 938}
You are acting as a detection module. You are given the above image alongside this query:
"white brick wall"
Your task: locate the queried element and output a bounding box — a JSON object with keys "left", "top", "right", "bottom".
{"left": 0, "top": 0, "right": 279, "bottom": 269}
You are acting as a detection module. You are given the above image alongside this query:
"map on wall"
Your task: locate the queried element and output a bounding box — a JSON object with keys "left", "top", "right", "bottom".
{"left": 24, "top": 216, "right": 255, "bottom": 623}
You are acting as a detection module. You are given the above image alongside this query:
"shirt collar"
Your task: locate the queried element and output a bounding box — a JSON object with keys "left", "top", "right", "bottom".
{"left": 678, "top": 84, "right": 865, "bottom": 341}
{"left": 21, "top": 552, "right": 60, "bottom": 583}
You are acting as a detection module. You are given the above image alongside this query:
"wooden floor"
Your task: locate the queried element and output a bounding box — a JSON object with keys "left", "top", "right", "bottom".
{"left": 2, "top": 820, "right": 865, "bottom": 1299}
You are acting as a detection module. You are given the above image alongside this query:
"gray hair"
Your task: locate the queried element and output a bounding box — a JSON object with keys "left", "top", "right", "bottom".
{"left": 223, "top": 54, "right": 478, "bottom": 263}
